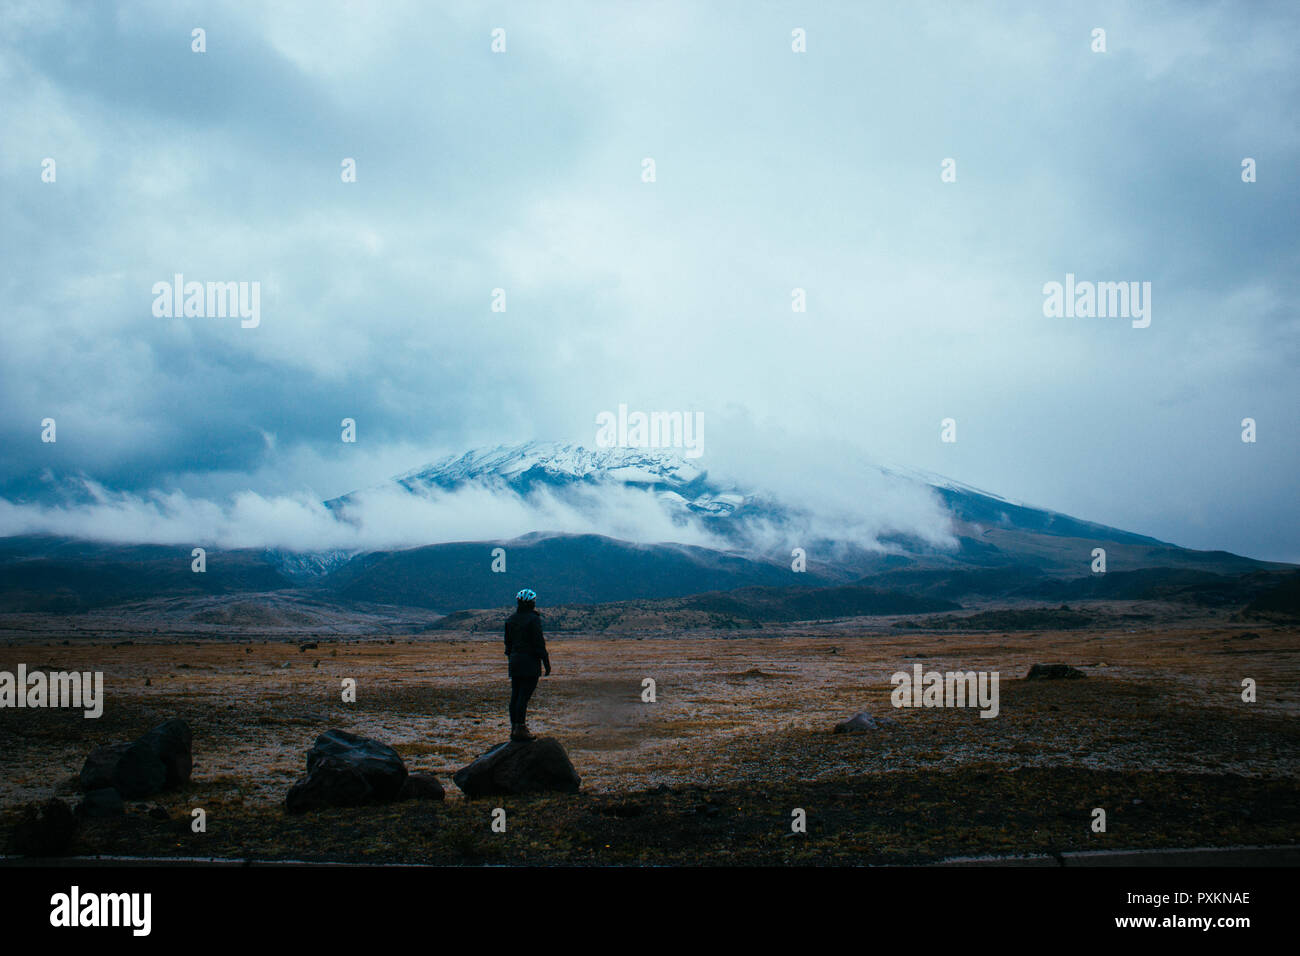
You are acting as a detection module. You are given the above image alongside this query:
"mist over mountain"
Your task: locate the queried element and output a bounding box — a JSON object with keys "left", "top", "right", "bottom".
{"left": 324, "top": 440, "right": 961, "bottom": 557}
{"left": 319, "top": 439, "right": 1199, "bottom": 573}
{"left": 2, "top": 439, "right": 960, "bottom": 555}
{"left": 0, "top": 440, "right": 1291, "bottom": 621}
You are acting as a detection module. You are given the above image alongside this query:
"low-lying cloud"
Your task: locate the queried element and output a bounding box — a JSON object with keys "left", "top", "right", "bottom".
{"left": 0, "top": 465, "right": 960, "bottom": 559}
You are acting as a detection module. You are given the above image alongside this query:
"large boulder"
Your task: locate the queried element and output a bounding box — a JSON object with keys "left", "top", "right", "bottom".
{"left": 452, "top": 738, "right": 581, "bottom": 798}
{"left": 79, "top": 740, "right": 165, "bottom": 798}
{"left": 286, "top": 755, "right": 375, "bottom": 813}
{"left": 1026, "top": 663, "right": 1087, "bottom": 680}
{"left": 78, "top": 718, "right": 193, "bottom": 799}
{"left": 285, "top": 729, "right": 408, "bottom": 814}
{"left": 8, "top": 798, "right": 77, "bottom": 856}
{"left": 833, "top": 711, "right": 900, "bottom": 733}
{"left": 138, "top": 718, "right": 193, "bottom": 789}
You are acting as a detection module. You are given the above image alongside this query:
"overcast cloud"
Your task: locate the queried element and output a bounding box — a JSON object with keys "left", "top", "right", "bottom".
{"left": 1, "top": 0, "right": 1296, "bottom": 560}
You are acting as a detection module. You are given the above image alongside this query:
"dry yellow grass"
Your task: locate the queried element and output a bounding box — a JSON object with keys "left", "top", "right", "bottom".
{"left": 2, "top": 622, "right": 1296, "bottom": 810}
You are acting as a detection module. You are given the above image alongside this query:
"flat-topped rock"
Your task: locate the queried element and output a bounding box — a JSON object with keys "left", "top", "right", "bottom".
{"left": 452, "top": 737, "right": 581, "bottom": 798}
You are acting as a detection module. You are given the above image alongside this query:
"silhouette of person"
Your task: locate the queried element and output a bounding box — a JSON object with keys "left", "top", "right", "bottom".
{"left": 504, "top": 588, "right": 550, "bottom": 741}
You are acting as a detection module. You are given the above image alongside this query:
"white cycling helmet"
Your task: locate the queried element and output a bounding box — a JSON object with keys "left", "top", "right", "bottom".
{"left": 516, "top": 588, "right": 537, "bottom": 602}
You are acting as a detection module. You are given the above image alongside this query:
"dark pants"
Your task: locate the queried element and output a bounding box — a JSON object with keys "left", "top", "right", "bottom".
{"left": 509, "top": 675, "right": 539, "bottom": 724}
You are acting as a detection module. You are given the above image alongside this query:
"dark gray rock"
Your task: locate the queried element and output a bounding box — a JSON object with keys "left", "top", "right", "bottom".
{"left": 1026, "top": 663, "right": 1087, "bottom": 680}
{"left": 286, "top": 755, "right": 375, "bottom": 813}
{"left": 833, "top": 711, "right": 901, "bottom": 733}
{"left": 79, "top": 740, "right": 165, "bottom": 798}
{"left": 285, "top": 729, "right": 408, "bottom": 814}
{"left": 398, "top": 773, "right": 445, "bottom": 802}
{"left": 79, "top": 742, "right": 131, "bottom": 791}
{"left": 78, "top": 718, "right": 192, "bottom": 799}
{"left": 9, "top": 798, "right": 77, "bottom": 856}
{"left": 77, "top": 788, "right": 125, "bottom": 819}
{"left": 138, "top": 718, "right": 193, "bottom": 790}
{"left": 452, "top": 738, "right": 581, "bottom": 798}
{"left": 304, "top": 729, "right": 408, "bottom": 797}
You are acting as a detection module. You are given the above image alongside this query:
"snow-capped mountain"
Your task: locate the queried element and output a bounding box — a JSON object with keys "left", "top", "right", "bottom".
{"left": 2, "top": 440, "right": 1287, "bottom": 617}
{"left": 252, "top": 439, "right": 1284, "bottom": 612}
{"left": 330, "top": 440, "right": 752, "bottom": 519}
{"left": 330, "top": 439, "right": 1167, "bottom": 551}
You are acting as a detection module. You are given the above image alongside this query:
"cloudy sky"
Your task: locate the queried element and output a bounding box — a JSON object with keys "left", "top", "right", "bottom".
{"left": 1, "top": 0, "right": 1296, "bottom": 561}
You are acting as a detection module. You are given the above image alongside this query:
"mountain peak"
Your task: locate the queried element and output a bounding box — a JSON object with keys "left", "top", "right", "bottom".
{"left": 329, "top": 440, "right": 745, "bottom": 519}
{"left": 393, "top": 440, "right": 711, "bottom": 491}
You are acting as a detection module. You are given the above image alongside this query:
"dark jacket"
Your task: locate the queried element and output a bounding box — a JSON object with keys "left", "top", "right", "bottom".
{"left": 504, "top": 609, "right": 549, "bottom": 678}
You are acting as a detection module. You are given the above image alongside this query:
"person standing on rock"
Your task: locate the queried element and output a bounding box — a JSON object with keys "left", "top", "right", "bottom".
{"left": 504, "top": 588, "right": 550, "bottom": 742}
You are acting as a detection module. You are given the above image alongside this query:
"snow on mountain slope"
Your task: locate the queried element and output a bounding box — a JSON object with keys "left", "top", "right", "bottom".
{"left": 337, "top": 441, "right": 749, "bottom": 520}
{"left": 393, "top": 441, "right": 707, "bottom": 491}
{"left": 326, "top": 439, "right": 1165, "bottom": 558}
